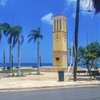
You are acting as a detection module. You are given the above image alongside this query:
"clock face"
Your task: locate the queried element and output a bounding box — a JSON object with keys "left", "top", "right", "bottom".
{"left": 55, "top": 33, "right": 61, "bottom": 41}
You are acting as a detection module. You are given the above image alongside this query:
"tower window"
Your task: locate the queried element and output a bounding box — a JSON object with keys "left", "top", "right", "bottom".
{"left": 60, "top": 19, "right": 62, "bottom": 31}
{"left": 57, "top": 19, "right": 58, "bottom": 31}
{"left": 54, "top": 20, "right": 56, "bottom": 32}
{"left": 56, "top": 57, "right": 60, "bottom": 61}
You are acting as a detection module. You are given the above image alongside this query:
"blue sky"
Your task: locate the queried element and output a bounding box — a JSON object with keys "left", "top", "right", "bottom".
{"left": 0, "top": 0, "right": 100, "bottom": 63}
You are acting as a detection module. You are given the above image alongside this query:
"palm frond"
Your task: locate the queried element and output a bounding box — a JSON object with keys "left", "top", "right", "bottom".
{"left": 12, "top": 36, "right": 18, "bottom": 48}
{"left": 39, "top": 34, "right": 43, "bottom": 40}
{"left": 28, "top": 36, "right": 34, "bottom": 43}
{"left": 20, "top": 35, "right": 24, "bottom": 45}
{"left": 0, "top": 24, "right": 2, "bottom": 41}
{"left": 0, "top": 23, "right": 3, "bottom": 30}
{"left": 27, "top": 33, "right": 34, "bottom": 38}
{"left": 37, "top": 27, "right": 40, "bottom": 34}
{"left": 34, "top": 36, "right": 37, "bottom": 43}
{"left": 2, "top": 23, "right": 10, "bottom": 36}
{"left": 28, "top": 27, "right": 43, "bottom": 43}
{"left": 8, "top": 36, "right": 12, "bottom": 45}
{"left": 31, "top": 29, "right": 38, "bottom": 34}
{"left": 12, "top": 26, "right": 23, "bottom": 47}
{"left": 0, "top": 31, "right": 2, "bottom": 42}
{"left": 14, "top": 25, "right": 22, "bottom": 33}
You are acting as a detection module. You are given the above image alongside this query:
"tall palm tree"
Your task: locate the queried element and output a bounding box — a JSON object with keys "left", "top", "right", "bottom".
{"left": 12, "top": 26, "right": 24, "bottom": 76}
{"left": 0, "top": 23, "right": 3, "bottom": 67}
{"left": 0, "top": 23, "right": 3, "bottom": 41}
{"left": 28, "top": 27, "right": 43, "bottom": 75}
{"left": 2, "top": 23, "right": 13, "bottom": 70}
{"left": 3, "top": 49, "right": 6, "bottom": 70}
{"left": 92, "top": 0, "right": 100, "bottom": 14}
{"left": 2, "top": 23, "right": 18, "bottom": 71}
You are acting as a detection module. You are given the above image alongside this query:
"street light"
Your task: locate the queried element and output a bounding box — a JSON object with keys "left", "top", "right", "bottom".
{"left": 73, "top": 0, "right": 80, "bottom": 81}
{"left": 73, "top": 0, "right": 94, "bottom": 81}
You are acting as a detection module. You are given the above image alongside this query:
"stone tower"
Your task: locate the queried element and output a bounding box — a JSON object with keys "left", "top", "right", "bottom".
{"left": 53, "top": 15, "right": 68, "bottom": 68}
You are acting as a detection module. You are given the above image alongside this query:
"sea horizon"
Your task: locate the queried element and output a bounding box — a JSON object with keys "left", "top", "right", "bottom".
{"left": 0, "top": 63, "right": 52, "bottom": 67}
{"left": 0, "top": 63, "right": 100, "bottom": 68}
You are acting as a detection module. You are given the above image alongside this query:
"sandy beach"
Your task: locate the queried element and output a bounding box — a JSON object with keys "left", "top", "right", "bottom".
{"left": 0, "top": 68, "right": 100, "bottom": 91}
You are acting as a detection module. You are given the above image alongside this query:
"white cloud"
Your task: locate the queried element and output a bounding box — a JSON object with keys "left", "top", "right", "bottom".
{"left": 0, "top": 0, "right": 8, "bottom": 6}
{"left": 41, "top": 13, "right": 53, "bottom": 25}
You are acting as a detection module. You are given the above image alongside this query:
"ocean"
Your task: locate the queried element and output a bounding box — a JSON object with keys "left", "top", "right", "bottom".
{"left": 0, "top": 63, "right": 53, "bottom": 67}
{"left": 0, "top": 63, "right": 100, "bottom": 68}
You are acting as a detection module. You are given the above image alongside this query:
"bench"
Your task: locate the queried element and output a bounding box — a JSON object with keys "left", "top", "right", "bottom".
{"left": 91, "top": 70, "right": 100, "bottom": 77}
{"left": 77, "top": 70, "right": 86, "bottom": 75}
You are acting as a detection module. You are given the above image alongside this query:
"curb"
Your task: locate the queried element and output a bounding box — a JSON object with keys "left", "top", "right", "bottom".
{"left": 0, "top": 83, "right": 100, "bottom": 92}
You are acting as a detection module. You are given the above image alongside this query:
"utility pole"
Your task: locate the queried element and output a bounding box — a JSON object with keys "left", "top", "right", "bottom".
{"left": 73, "top": 0, "right": 80, "bottom": 81}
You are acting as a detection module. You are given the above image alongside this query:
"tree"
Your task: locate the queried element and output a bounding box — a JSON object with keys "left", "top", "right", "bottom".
{"left": 7, "top": 26, "right": 14, "bottom": 71}
{"left": 2, "top": 23, "right": 13, "bottom": 70}
{"left": 78, "top": 42, "right": 100, "bottom": 77}
{"left": 28, "top": 27, "right": 43, "bottom": 75}
{"left": 73, "top": 0, "right": 100, "bottom": 81}
{"left": 3, "top": 49, "right": 6, "bottom": 70}
{"left": 92, "top": 0, "right": 100, "bottom": 14}
{"left": 0, "top": 23, "right": 3, "bottom": 41}
{"left": 12, "top": 26, "right": 24, "bottom": 76}
{"left": 0, "top": 23, "right": 10, "bottom": 70}
{"left": 2, "top": 23, "right": 19, "bottom": 71}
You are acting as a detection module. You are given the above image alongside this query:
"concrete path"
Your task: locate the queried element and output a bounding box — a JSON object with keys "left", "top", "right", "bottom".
{"left": 0, "top": 72, "right": 100, "bottom": 91}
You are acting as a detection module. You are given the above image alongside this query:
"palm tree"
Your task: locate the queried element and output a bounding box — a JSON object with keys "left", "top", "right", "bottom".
{"left": 0, "top": 23, "right": 3, "bottom": 41}
{"left": 3, "top": 49, "right": 6, "bottom": 70}
{"left": 2, "top": 23, "right": 13, "bottom": 70}
{"left": 28, "top": 27, "right": 43, "bottom": 75}
{"left": 2, "top": 23, "right": 18, "bottom": 71}
{"left": 12, "top": 26, "right": 24, "bottom": 76}
{"left": 92, "top": 0, "right": 100, "bottom": 14}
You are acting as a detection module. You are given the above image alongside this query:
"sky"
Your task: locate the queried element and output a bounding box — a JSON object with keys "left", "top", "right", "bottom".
{"left": 0, "top": 0, "right": 100, "bottom": 63}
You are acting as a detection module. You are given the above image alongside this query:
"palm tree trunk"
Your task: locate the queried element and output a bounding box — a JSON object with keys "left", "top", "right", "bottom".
{"left": 73, "top": 0, "right": 80, "bottom": 81}
{"left": 9, "top": 36, "right": 12, "bottom": 71}
{"left": 3, "top": 49, "right": 6, "bottom": 70}
{"left": 17, "top": 33, "right": 21, "bottom": 76}
{"left": 37, "top": 38, "right": 40, "bottom": 75}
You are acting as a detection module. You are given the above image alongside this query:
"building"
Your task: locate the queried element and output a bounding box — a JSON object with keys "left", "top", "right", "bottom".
{"left": 53, "top": 15, "right": 68, "bottom": 68}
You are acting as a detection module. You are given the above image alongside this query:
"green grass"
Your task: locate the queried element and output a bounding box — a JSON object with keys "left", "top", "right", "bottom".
{"left": 21, "top": 69, "right": 33, "bottom": 73}
{"left": 0, "top": 69, "right": 33, "bottom": 74}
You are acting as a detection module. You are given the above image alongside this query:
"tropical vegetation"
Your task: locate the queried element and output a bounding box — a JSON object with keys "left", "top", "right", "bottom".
{"left": 0, "top": 23, "right": 24, "bottom": 76}
{"left": 73, "top": 0, "right": 100, "bottom": 81}
{"left": 28, "top": 27, "right": 43, "bottom": 75}
{"left": 0, "top": 23, "right": 3, "bottom": 41}
{"left": 12, "top": 26, "right": 24, "bottom": 76}
{"left": 78, "top": 42, "right": 100, "bottom": 77}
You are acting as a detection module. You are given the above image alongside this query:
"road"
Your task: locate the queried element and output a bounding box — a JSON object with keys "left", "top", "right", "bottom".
{"left": 0, "top": 86, "right": 100, "bottom": 100}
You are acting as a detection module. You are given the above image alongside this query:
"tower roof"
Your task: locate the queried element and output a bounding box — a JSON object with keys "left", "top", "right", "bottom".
{"left": 53, "top": 14, "right": 66, "bottom": 18}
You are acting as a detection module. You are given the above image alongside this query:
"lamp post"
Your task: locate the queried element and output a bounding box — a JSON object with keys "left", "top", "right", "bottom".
{"left": 73, "top": 0, "right": 80, "bottom": 81}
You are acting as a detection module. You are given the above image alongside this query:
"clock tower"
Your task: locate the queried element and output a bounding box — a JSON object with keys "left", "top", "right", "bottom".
{"left": 53, "top": 15, "right": 68, "bottom": 68}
